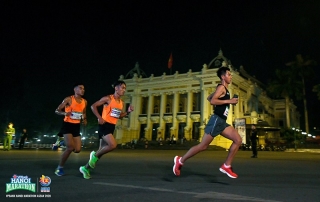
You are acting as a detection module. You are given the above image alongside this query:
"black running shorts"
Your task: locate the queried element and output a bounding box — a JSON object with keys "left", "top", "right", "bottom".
{"left": 59, "top": 122, "right": 81, "bottom": 137}
{"left": 205, "top": 114, "right": 230, "bottom": 137}
{"left": 98, "top": 122, "right": 116, "bottom": 139}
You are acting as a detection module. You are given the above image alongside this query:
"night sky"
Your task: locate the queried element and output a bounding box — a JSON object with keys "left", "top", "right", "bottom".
{"left": 1, "top": 1, "right": 320, "bottom": 135}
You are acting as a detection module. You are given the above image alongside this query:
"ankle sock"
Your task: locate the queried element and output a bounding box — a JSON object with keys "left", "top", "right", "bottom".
{"left": 224, "top": 164, "right": 230, "bottom": 168}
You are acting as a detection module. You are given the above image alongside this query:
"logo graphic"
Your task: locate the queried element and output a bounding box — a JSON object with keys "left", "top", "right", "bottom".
{"left": 6, "top": 175, "right": 36, "bottom": 193}
{"left": 39, "top": 175, "right": 51, "bottom": 192}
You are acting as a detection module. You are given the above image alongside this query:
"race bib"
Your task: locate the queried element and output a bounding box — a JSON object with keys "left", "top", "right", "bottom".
{"left": 70, "top": 112, "right": 83, "bottom": 120}
{"left": 110, "top": 108, "right": 121, "bottom": 118}
{"left": 223, "top": 107, "right": 229, "bottom": 117}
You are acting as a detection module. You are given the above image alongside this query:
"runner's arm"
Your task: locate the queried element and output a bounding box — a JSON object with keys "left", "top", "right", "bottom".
{"left": 55, "top": 97, "right": 72, "bottom": 116}
{"left": 91, "top": 96, "right": 110, "bottom": 120}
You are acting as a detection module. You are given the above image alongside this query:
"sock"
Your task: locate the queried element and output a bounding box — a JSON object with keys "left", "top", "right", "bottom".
{"left": 85, "top": 163, "right": 91, "bottom": 169}
{"left": 57, "top": 165, "right": 63, "bottom": 169}
{"left": 179, "top": 158, "right": 184, "bottom": 165}
{"left": 224, "top": 163, "right": 230, "bottom": 168}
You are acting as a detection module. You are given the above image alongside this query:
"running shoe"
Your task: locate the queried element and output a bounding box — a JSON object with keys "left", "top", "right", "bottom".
{"left": 173, "top": 156, "right": 183, "bottom": 176}
{"left": 79, "top": 166, "right": 91, "bottom": 179}
{"left": 88, "top": 151, "right": 98, "bottom": 169}
{"left": 219, "top": 164, "right": 238, "bottom": 178}
{"left": 52, "top": 144, "right": 58, "bottom": 150}
{"left": 54, "top": 167, "right": 64, "bottom": 176}
{"left": 52, "top": 138, "right": 64, "bottom": 150}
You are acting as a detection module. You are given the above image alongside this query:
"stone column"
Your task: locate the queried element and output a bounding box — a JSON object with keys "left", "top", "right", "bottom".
{"left": 244, "top": 99, "right": 248, "bottom": 113}
{"left": 199, "top": 82, "right": 208, "bottom": 140}
{"left": 234, "top": 91, "right": 240, "bottom": 119}
{"left": 171, "top": 91, "right": 179, "bottom": 136}
{"left": 129, "top": 91, "right": 141, "bottom": 137}
{"left": 186, "top": 91, "right": 193, "bottom": 140}
{"left": 146, "top": 93, "right": 154, "bottom": 140}
{"left": 239, "top": 96, "right": 243, "bottom": 116}
{"left": 158, "top": 92, "right": 167, "bottom": 139}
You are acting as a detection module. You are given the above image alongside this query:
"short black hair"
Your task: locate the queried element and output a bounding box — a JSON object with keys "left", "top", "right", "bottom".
{"left": 112, "top": 80, "right": 126, "bottom": 88}
{"left": 73, "top": 83, "right": 84, "bottom": 88}
{"left": 217, "top": 67, "right": 230, "bottom": 80}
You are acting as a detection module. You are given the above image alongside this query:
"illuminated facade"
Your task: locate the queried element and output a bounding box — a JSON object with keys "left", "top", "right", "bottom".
{"left": 114, "top": 50, "right": 300, "bottom": 148}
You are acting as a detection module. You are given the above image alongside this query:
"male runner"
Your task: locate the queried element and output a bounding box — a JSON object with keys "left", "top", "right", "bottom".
{"left": 54, "top": 83, "right": 87, "bottom": 176}
{"left": 79, "top": 80, "right": 133, "bottom": 179}
{"left": 173, "top": 66, "right": 242, "bottom": 178}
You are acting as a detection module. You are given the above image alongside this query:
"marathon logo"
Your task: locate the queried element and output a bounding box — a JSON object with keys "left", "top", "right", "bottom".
{"left": 6, "top": 175, "right": 36, "bottom": 193}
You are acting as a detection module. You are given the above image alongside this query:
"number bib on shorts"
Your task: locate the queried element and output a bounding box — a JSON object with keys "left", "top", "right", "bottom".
{"left": 110, "top": 108, "right": 121, "bottom": 118}
{"left": 70, "top": 112, "right": 83, "bottom": 120}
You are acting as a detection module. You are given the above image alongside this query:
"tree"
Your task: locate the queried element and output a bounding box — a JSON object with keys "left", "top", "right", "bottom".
{"left": 313, "top": 84, "right": 320, "bottom": 100}
{"left": 267, "top": 69, "right": 302, "bottom": 129}
{"left": 286, "top": 54, "right": 317, "bottom": 133}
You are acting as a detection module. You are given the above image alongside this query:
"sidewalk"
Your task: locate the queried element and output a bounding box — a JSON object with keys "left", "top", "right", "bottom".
{"left": 285, "top": 148, "right": 320, "bottom": 153}
{"left": 1, "top": 143, "right": 319, "bottom": 153}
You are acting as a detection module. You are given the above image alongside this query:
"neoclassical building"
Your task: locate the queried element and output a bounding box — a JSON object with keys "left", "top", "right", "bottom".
{"left": 113, "top": 50, "right": 300, "bottom": 149}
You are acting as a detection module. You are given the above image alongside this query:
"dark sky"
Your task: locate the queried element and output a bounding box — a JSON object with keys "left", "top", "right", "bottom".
{"left": 1, "top": 0, "right": 320, "bottom": 133}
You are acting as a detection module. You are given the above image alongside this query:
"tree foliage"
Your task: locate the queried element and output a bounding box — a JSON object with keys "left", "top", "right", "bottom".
{"left": 267, "top": 68, "right": 302, "bottom": 99}
{"left": 313, "top": 84, "right": 320, "bottom": 100}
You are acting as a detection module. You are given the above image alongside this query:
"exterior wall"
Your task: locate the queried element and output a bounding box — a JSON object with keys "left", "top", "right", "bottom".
{"left": 115, "top": 65, "right": 300, "bottom": 149}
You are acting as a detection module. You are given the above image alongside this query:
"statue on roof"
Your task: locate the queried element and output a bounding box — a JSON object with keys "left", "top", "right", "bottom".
{"left": 208, "top": 49, "right": 233, "bottom": 69}
{"left": 125, "top": 62, "right": 148, "bottom": 78}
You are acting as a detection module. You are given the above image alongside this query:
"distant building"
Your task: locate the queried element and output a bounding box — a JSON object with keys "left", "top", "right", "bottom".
{"left": 114, "top": 50, "right": 300, "bottom": 148}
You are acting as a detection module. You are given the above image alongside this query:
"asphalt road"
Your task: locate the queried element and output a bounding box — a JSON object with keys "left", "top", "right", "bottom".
{"left": 1, "top": 148, "right": 319, "bottom": 202}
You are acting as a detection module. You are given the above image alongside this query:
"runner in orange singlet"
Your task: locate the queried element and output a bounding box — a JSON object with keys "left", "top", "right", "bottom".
{"left": 79, "top": 80, "right": 133, "bottom": 179}
{"left": 54, "top": 83, "right": 87, "bottom": 176}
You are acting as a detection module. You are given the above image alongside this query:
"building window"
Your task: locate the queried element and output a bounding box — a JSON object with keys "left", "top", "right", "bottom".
{"left": 141, "top": 97, "right": 148, "bottom": 114}
{"left": 166, "top": 104, "right": 171, "bottom": 113}
{"left": 154, "top": 104, "right": 159, "bottom": 113}
{"left": 193, "top": 93, "right": 200, "bottom": 111}
{"left": 179, "top": 102, "right": 183, "bottom": 112}
{"left": 279, "top": 120, "right": 284, "bottom": 127}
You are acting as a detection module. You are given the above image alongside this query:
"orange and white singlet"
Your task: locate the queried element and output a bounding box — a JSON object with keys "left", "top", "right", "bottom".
{"left": 102, "top": 95, "right": 123, "bottom": 124}
{"left": 64, "top": 95, "right": 86, "bottom": 124}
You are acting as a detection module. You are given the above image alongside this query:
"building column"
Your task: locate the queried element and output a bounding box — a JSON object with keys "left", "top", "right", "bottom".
{"left": 129, "top": 92, "right": 141, "bottom": 131}
{"left": 171, "top": 91, "right": 179, "bottom": 136}
{"left": 244, "top": 99, "right": 248, "bottom": 113}
{"left": 186, "top": 91, "right": 193, "bottom": 140}
{"left": 239, "top": 97, "right": 243, "bottom": 116}
{"left": 199, "top": 83, "right": 208, "bottom": 140}
{"left": 146, "top": 93, "right": 154, "bottom": 140}
{"left": 234, "top": 91, "right": 240, "bottom": 119}
{"left": 158, "top": 92, "right": 167, "bottom": 139}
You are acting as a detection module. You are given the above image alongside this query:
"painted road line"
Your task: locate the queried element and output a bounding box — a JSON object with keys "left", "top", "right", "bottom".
{"left": 93, "top": 182, "right": 282, "bottom": 202}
